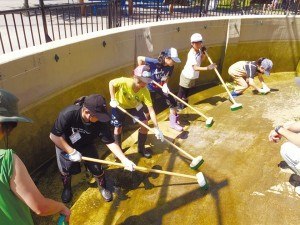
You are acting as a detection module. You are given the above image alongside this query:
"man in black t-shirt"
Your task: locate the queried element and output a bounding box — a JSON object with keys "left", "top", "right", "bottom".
{"left": 50, "top": 94, "right": 135, "bottom": 203}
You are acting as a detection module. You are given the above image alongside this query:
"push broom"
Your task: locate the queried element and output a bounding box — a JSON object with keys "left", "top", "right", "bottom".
{"left": 82, "top": 156, "right": 208, "bottom": 190}
{"left": 205, "top": 52, "right": 243, "bottom": 111}
{"left": 117, "top": 106, "right": 204, "bottom": 170}
{"left": 151, "top": 80, "right": 214, "bottom": 127}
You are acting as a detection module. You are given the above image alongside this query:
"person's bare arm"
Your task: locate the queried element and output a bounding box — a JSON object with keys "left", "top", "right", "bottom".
{"left": 276, "top": 127, "right": 300, "bottom": 147}
{"left": 10, "top": 154, "right": 70, "bottom": 220}
{"left": 257, "top": 74, "right": 265, "bottom": 84}
{"left": 248, "top": 77, "right": 261, "bottom": 91}
{"left": 109, "top": 80, "right": 116, "bottom": 100}
{"left": 106, "top": 142, "right": 129, "bottom": 162}
{"left": 49, "top": 133, "right": 73, "bottom": 154}
{"left": 283, "top": 121, "right": 300, "bottom": 133}
{"left": 147, "top": 106, "right": 159, "bottom": 128}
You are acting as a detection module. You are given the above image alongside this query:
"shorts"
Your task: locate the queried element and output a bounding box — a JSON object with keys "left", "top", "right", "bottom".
{"left": 179, "top": 72, "right": 197, "bottom": 88}
{"left": 111, "top": 107, "right": 146, "bottom": 127}
{"left": 56, "top": 144, "right": 103, "bottom": 176}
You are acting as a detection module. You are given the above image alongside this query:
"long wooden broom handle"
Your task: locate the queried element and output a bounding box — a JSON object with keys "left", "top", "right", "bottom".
{"left": 151, "top": 80, "right": 208, "bottom": 120}
{"left": 116, "top": 105, "right": 194, "bottom": 160}
{"left": 82, "top": 156, "right": 197, "bottom": 180}
{"left": 205, "top": 52, "right": 238, "bottom": 104}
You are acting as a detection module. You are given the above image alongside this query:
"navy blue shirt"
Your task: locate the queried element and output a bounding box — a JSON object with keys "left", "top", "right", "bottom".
{"left": 244, "top": 61, "right": 259, "bottom": 79}
{"left": 145, "top": 57, "right": 174, "bottom": 91}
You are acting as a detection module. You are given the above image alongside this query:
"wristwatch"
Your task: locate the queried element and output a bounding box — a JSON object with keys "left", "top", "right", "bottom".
{"left": 275, "top": 125, "right": 283, "bottom": 134}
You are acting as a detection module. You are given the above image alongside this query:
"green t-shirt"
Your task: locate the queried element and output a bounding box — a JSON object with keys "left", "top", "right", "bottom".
{"left": 0, "top": 149, "right": 34, "bottom": 225}
{"left": 112, "top": 77, "right": 153, "bottom": 109}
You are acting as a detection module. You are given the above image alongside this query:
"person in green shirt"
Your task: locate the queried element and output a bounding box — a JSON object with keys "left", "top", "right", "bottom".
{"left": 0, "top": 89, "right": 70, "bottom": 225}
{"left": 109, "top": 65, "right": 164, "bottom": 158}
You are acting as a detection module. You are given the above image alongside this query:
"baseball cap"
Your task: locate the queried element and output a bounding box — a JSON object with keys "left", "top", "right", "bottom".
{"left": 83, "top": 94, "right": 110, "bottom": 122}
{"left": 134, "top": 65, "right": 152, "bottom": 84}
{"left": 164, "top": 48, "right": 181, "bottom": 63}
{"left": 190, "top": 33, "right": 203, "bottom": 43}
{"left": 261, "top": 58, "right": 273, "bottom": 76}
{"left": 0, "top": 89, "right": 32, "bottom": 123}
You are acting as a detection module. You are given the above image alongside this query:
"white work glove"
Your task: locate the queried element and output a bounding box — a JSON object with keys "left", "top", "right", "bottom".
{"left": 110, "top": 99, "right": 119, "bottom": 108}
{"left": 262, "top": 83, "right": 271, "bottom": 92}
{"left": 162, "top": 83, "right": 170, "bottom": 94}
{"left": 207, "top": 63, "right": 217, "bottom": 70}
{"left": 258, "top": 88, "right": 268, "bottom": 94}
{"left": 262, "top": 86, "right": 270, "bottom": 93}
{"left": 154, "top": 127, "right": 164, "bottom": 142}
{"left": 66, "top": 149, "right": 82, "bottom": 162}
{"left": 122, "top": 158, "right": 136, "bottom": 172}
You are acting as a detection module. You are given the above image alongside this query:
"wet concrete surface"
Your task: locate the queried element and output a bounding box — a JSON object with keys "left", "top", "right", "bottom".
{"left": 33, "top": 72, "right": 300, "bottom": 225}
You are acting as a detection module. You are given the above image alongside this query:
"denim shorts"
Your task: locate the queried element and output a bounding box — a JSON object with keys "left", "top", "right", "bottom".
{"left": 110, "top": 107, "right": 147, "bottom": 127}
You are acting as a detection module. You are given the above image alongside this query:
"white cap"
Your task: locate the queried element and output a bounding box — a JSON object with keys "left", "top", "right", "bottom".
{"left": 190, "top": 33, "right": 203, "bottom": 43}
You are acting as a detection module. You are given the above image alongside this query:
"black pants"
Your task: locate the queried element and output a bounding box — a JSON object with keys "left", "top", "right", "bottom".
{"left": 177, "top": 86, "right": 189, "bottom": 101}
{"left": 56, "top": 144, "right": 103, "bottom": 176}
{"left": 144, "top": 88, "right": 177, "bottom": 113}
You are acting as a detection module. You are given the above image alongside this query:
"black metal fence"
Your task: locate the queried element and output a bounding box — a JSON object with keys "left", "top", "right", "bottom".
{"left": 0, "top": 0, "right": 299, "bottom": 55}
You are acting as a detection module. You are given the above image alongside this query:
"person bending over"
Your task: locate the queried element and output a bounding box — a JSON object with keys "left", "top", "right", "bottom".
{"left": 50, "top": 94, "right": 135, "bottom": 203}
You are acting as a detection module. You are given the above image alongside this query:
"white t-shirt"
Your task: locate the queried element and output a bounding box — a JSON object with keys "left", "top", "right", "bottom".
{"left": 181, "top": 48, "right": 202, "bottom": 79}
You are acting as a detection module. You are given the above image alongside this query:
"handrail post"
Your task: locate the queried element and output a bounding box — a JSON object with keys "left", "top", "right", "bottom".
{"left": 39, "top": 0, "right": 52, "bottom": 42}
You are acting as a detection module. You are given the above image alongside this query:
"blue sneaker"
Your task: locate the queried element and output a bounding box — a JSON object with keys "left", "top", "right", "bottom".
{"left": 231, "top": 91, "right": 240, "bottom": 98}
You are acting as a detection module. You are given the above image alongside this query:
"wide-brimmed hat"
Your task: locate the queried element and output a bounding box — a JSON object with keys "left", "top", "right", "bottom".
{"left": 0, "top": 89, "right": 32, "bottom": 123}
{"left": 83, "top": 94, "right": 110, "bottom": 122}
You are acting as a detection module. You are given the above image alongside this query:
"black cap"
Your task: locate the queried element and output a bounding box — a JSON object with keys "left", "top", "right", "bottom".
{"left": 83, "top": 94, "right": 110, "bottom": 122}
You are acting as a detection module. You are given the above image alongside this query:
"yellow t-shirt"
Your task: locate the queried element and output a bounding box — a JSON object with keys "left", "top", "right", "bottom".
{"left": 112, "top": 77, "right": 153, "bottom": 109}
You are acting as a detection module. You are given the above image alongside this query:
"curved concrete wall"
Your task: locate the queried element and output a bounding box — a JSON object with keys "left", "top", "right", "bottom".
{"left": 0, "top": 15, "right": 299, "bottom": 172}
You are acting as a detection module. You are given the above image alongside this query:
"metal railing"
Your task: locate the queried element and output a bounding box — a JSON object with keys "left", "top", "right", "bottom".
{"left": 0, "top": 0, "right": 299, "bottom": 55}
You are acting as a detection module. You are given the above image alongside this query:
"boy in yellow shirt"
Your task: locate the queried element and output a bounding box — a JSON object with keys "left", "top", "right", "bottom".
{"left": 109, "top": 65, "right": 164, "bottom": 158}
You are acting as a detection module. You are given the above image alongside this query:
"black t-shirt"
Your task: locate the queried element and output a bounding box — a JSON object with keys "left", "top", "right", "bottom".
{"left": 51, "top": 105, "right": 114, "bottom": 149}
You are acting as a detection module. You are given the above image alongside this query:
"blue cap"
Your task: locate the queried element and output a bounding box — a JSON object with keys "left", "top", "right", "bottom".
{"left": 164, "top": 48, "right": 181, "bottom": 63}
{"left": 261, "top": 58, "right": 273, "bottom": 76}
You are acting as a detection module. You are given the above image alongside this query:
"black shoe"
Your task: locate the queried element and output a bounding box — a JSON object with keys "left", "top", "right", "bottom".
{"left": 99, "top": 186, "right": 113, "bottom": 202}
{"left": 138, "top": 147, "right": 152, "bottom": 158}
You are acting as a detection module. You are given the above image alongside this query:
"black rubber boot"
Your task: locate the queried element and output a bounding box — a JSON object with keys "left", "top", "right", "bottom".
{"left": 94, "top": 173, "right": 113, "bottom": 202}
{"left": 138, "top": 132, "right": 151, "bottom": 158}
{"left": 61, "top": 174, "right": 72, "bottom": 203}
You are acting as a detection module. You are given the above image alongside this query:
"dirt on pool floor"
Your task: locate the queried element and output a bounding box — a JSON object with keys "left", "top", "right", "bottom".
{"left": 33, "top": 72, "right": 300, "bottom": 225}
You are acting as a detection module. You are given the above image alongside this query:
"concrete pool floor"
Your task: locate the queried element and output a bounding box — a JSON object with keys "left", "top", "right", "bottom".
{"left": 33, "top": 72, "right": 300, "bottom": 225}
